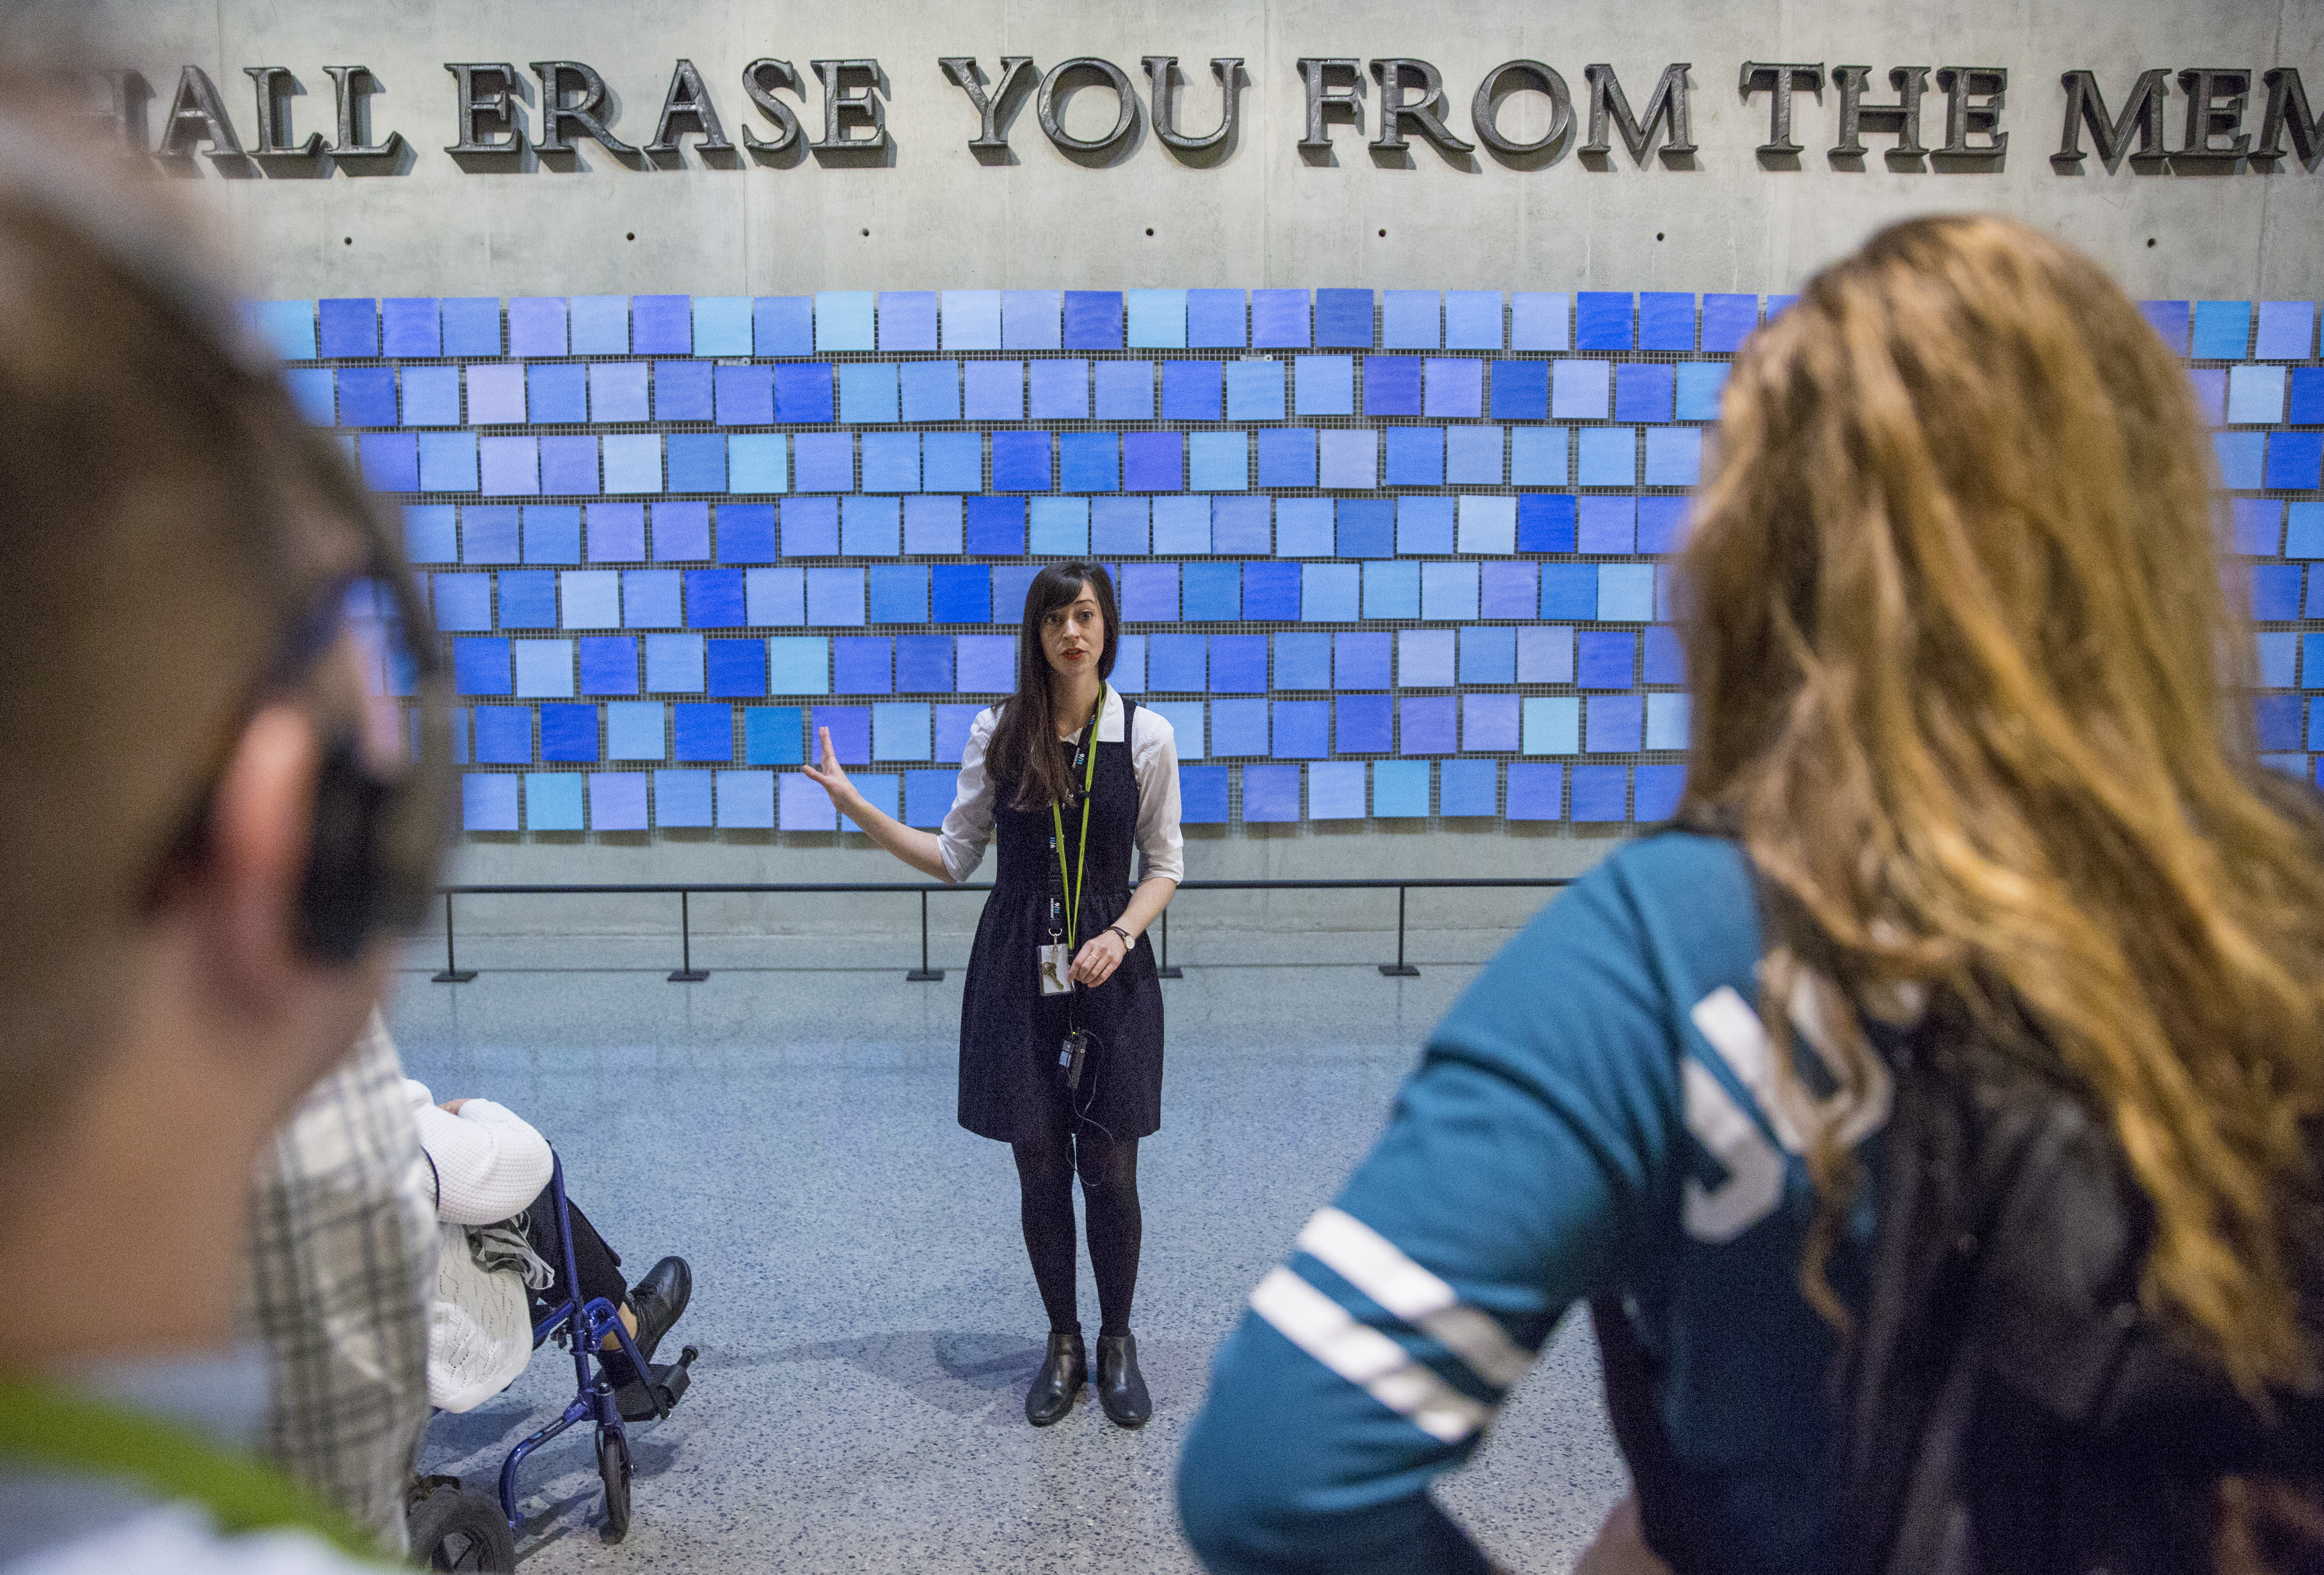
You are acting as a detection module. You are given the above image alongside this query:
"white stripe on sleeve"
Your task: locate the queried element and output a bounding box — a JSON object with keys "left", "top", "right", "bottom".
{"left": 1295, "top": 1208, "right": 1535, "bottom": 1389}
{"left": 1249, "top": 1267, "right": 1494, "bottom": 1444}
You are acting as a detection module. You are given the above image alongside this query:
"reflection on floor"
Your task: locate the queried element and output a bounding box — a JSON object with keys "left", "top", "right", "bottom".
{"left": 393, "top": 932, "right": 1627, "bottom": 1573}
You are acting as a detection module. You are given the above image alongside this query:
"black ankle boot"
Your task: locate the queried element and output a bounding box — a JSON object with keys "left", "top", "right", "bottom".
{"left": 1094, "top": 1333, "right": 1150, "bottom": 1428}
{"left": 1025, "top": 1329, "right": 1086, "bottom": 1427}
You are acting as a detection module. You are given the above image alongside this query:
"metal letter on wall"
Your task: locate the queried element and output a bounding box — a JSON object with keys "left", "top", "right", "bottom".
{"left": 1738, "top": 62, "right": 1824, "bottom": 158}
{"left": 1581, "top": 63, "right": 1696, "bottom": 165}
{"left": 2175, "top": 69, "right": 2252, "bottom": 167}
{"left": 443, "top": 63, "right": 524, "bottom": 157}
{"left": 324, "top": 66, "right": 408, "bottom": 172}
{"left": 1934, "top": 66, "right": 2007, "bottom": 161}
{"left": 157, "top": 65, "right": 246, "bottom": 168}
{"left": 1144, "top": 57, "right": 1243, "bottom": 158}
{"left": 1037, "top": 57, "right": 1139, "bottom": 157}
{"left": 1471, "top": 60, "right": 1573, "bottom": 161}
{"left": 809, "top": 60, "right": 891, "bottom": 154}
{"left": 940, "top": 56, "right": 1036, "bottom": 154}
{"left": 1295, "top": 58, "right": 1364, "bottom": 152}
{"left": 2256, "top": 68, "right": 2323, "bottom": 168}
{"left": 242, "top": 67, "right": 325, "bottom": 165}
{"left": 2052, "top": 69, "right": 2169, "bottom": 170}
{"left": 740, "top": 60, "right": 806, "bottom": 154}
{"left": 646, "top": 59, "right": 734, "bottom": 159}
{"left": 1369, "top": 59, "right": 1476, "bottom": 159}
{"left": 530, "top": 60, "right": 638, "bottom": 158}
{"left": 1830, "top": 66, "right": 1927, "bottom": 163}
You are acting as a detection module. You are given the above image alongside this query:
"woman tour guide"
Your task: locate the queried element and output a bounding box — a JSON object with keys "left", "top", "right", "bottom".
{"left": 805, "top": 560, "right": 1181, "bottom": 1430}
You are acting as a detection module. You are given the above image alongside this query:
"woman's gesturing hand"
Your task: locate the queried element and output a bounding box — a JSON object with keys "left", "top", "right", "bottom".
{"left": 800, "top": 726, "right": 856, "bottom": 808}
{"left": 1070, "top": 929, "right": 1127, "bottom": 987}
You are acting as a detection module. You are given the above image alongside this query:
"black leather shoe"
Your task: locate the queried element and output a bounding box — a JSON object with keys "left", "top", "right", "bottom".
{"left": 627, "top": 1257, "right": 692, "bottom": 1365}
{"left": 1024, "top": 1329, "right": 1086, "bottom": 1427}
{"left": 1095, "top": 1333, "right": 1150, "bottom": 1428}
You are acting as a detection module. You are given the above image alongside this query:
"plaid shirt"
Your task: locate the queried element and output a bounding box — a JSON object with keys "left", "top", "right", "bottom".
{"left": 243, "top": 1012, "right": 438, "bottom": 1553}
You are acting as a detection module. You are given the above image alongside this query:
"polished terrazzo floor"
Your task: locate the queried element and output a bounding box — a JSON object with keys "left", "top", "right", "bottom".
{"left": 392, "top": 929, "right": 1628, "bottom": 1572}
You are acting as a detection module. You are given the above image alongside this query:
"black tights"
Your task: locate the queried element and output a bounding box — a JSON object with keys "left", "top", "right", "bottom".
{"left": 1011, "top": 1111, "right": 1141, "bottom": 1338}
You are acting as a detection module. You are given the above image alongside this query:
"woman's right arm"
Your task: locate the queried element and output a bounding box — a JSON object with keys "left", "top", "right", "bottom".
{"left": 802, "top": 726, "right": 952, "bottom": 881}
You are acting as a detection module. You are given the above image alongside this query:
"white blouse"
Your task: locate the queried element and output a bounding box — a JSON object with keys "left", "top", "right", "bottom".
{"left": 937, "top": 688, "right": 1184, "bottom": 886}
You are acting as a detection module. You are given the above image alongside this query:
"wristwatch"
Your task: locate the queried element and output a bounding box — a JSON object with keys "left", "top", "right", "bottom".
{"left": 1106, "top": 924, "right": 1134, "bottom": 947}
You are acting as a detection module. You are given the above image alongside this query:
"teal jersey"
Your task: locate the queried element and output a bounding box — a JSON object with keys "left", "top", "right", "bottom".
{"left": 1178, "top": 833, "right": 1890, "bottom": 1575}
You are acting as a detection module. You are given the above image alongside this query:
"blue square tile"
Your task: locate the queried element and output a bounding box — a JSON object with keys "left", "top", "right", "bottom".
{"left": 1063, "top": 290, "right": 1124, "bottom": 349}
{"left": 718, "top": 503, "right": 779, "bottom": 564}
{"left": 1364, "top": 357, "right": 1423, "bottom": 416}
{"left": 1638, "top": 292, "right": 1695, "bottom": 352}
{"left": 868, "top": 563, "right": 928, "bottom": 622}
{"left": 1272, "top": 700, "right": 1331, "bottom": 758}
{"left": 1401, "top": 697, "right": 1459, "bottom": 756}
{"left": 939, "top": 290, "right": 1000, "bottom": 351}
{"left": 1255, "top": 428, "right": 1317, "bottom": 487}
{"left": 397, "top": 365, "right": 460, "bottom": 427}
{"left": 2192, "top": 300, "right": 2252, "bottom": 359}
{"left": 1424, "top": 359, "right": 1483, "bottom": 418}
{"left": 2268, "top": 432, "right": 2323, "bottom": 491}
{"left": 1539, "top": 563, "right": 1598, "bottom": 619}
{"left": 1363, "top": 560, "right": 1420, "bottom": 619}
{"left": 1211, "top": 698, "right": 1271, "bottom": 757}
{"left": 578, "top": 637, "right": 639, "bottom": 695}
{"left": 965, "top": 496, "right": 1025, "bottom": 555}
{"left": 1510, "top": 293, "right": 1569, "bottom": 352}
{"left": 434, "top": 297, "right": 498, "bottom": 357}
{"left": 2140, "top": 300, "right": 2190, "bottom": 353}
{"left": 1251, "top": 289, "right": 1309, "bottom": 348}
{"left": 1228, "top": 761, "right": 1293, "bottom": 821}
{"left": 507, "top": 297, "right": 567, "bottom": 357}
{"left": 1126, "top": 290, "right": 1186, "bottom": 349}
{"left": 1001, "top": 290, "right": 1063, "bottom": 350}
{"left": 1576, "top": 291, "right": 1633, "bottom": 350}
{"left": 778, "top": 495, "right": 839, "bottom": 557}
{"left": 743, "top": 707, "right": 805, "bottom": 766}
{"left": 1182, "top": 562, "right": 1241, "bottom": 622}
{"left": 1382, "top": 291, "right": 1440, "bottom": 349}
{"left": 1149, "top": 633, "right": 1207, "bottom": 692}
{"left": 1092, "top": 496, "right": 1150, "bottom": 555}
{"left": 1314, "top": 289, "right": 1373, "bottom": 348}
{"left": 1384, "top": 427, "right": 1444, "bottom": 486}
{"left": 1507, "top": 763, "right": 1565, "bottom": 820}
{"left": 1489, "top": 361, "right": 1548, "bottom": 420}
{"left": 932, "top": 564, "right": 992, "bottom": 624}
{"left": 1634, "top": 763, "right": 1686, "bottom": 821}
{"left": 1444, "top": 291, "right": 1502, "bottom": 350}
{"left": 1480, "top": 561, "right": 1537, "bottom": 619}
{"left": 1519, "top": 494, "right": 1578, "bottom": 553}
{"left": 1162, "top": 361, "right": 1222, "bottom": 420}
{"left": 1211, "top": 634, "right": 1269, "bottom": 693}
{"left": 539, "top": 704, "right": 598, "bottom": 762}
{"left": 1614, "top": 363, "right": 1675, "bottom": 421}
{"left": 1571, "top": 764, "right": 1627, "bottom": 821}
{"left": 773, "top": 362, "right": 836, "bottom": 423}
{"left": 1210, "top": 494, "right": 1269, "bottom": 552}
{"left": 1242, "top": 561, "right": 1301, "bottom": 619}
{"left": 991, "top": 431, "right": 1052, "bottom": 492}
{"left": 471, "top": 705, "right": 531, "bottom": 765}
{"left": 631, "top": 295, "right": 693, "bottom": 355}
{"left": 1438, "top": 757, "right": 1497, "bottom": 814}
{"left": 2256, "top": 301, "right": 2316, "bottom": 359}
{"left": 567, "top": 295, "right": 628, "bottom": 355}
{"left": 705, "top": 639, "right": 767, "bottom": 697}
{"left": 1274, "top": 631, "right": 1333, "bottom": 690}
{"left": 453, "top": 637, "right": 512, "bottom": 695}
{"left": 897, "top": 360, "right": 961, "bottom": 423}
{"left": 378, "top": 296, "right": 440, "bottom": 357}
{"left": 1225, "top": 360, "right": 1285, "bottom": 420}
{"left": 1336, "top": 498, "right": 1395, "bottom": 559}
{"left": 317, "top": 297, "right": 378, "bottom": 358}
{"left": 1059, "top": 431, "right": 1120, "bottom": 492}
{"left": 2253, "top": 564, "right": 2304, "bottom": 620}
{"left": 833, "top": 636, "right": 893, "bottom": 695}
{"left": 1577, "top": 496, "right": 1636, "bottom": 553}
{"left": 673, "top": 702, "right": 734, "bottom": 762}
{"left": 1577, "top": 630, "right": 1636, "bottom": 688}
{"left": 1187, "top": 289, "right": 1246, "bottom": 348}
{"left": 1294, "top": 356, "right": 1354, "bottom": 416}
{"left": 1699, "top": 294, "right": 1758, "bottom": 352}
{"left": 1463, "top": 693, "right": 1520, "bottom": 752}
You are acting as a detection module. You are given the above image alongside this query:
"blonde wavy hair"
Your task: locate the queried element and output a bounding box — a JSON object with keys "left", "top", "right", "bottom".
{"left": 1676, "top": 213, "right": 2324, "bottom": 1400}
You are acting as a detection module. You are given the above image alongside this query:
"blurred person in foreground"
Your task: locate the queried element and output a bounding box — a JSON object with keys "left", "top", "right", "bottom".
{"left": 1178, "top": 215, "right": 2324, "bottom": 1574}
{"left": 244, "top": 1012, "right": 438, "bottom": 1555}
{"left": 0, "top": 107, "right": 452, "bottom": 1575}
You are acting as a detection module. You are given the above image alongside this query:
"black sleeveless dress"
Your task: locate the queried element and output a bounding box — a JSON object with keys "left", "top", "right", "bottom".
{"left": 957, "top": 698, "right": 1166, "bottom": 1143}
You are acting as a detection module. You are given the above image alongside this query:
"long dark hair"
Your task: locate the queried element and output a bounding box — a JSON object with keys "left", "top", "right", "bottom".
{"left": 987, "top": 561, "right": 1117, "bottom": 811}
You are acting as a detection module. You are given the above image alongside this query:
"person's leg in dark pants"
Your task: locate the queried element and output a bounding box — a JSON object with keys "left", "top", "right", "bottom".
{"left": 1074, "top": 1123, "right": 1151, "bottom": 1426}
{"left": 1075, "top": 1128, "right": 1141, "bottom": 1337}
{"left": 520, "top": 1187, "right": 625, "bottom": 1325}
{"left": 1011, "top": 1100, "right": 1082, "bottom": 1336}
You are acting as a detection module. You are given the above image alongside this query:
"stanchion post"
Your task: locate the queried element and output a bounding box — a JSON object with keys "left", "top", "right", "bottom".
{"left": 1379, "top": 885, "right": 1420, "bottom": 977}
{"left": 1157, "top": 904, "right": 1183, "bottom": 978}
{"left": 668, "top": 890, "right": 708, "bottom": 982}
{"left": 907, "top": 888, "right": 944, "bottom": 981}
{"left": 432, "top": 891, "right": 476, "bottom": 983}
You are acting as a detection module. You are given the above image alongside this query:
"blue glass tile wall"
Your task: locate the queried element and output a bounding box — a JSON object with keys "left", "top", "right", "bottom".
{"left": 256, "top": 289, "right": 2323, "bottom": 834}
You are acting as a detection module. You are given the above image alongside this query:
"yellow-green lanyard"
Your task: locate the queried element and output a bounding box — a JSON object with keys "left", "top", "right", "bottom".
{"left": 1049, "top": 687, "right": 1106, "bottom": 953}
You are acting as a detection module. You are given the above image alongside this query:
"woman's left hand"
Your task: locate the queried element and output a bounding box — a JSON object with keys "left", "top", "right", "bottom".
{"left": 1069, "top": 930, "right": 1128, "bottom": 987}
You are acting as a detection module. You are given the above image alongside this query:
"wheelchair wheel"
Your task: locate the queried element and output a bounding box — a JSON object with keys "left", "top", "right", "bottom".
{"left": 406, "top": 1481, "right": 516, "bottom": 1571}
{"left": 597, "top": 1425, "right": 631, "bottom": 1541}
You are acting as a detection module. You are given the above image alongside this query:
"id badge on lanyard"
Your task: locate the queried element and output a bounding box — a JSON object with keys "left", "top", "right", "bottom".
{"left": 1041, "top": 690, "right": 1104, "bottom": 995}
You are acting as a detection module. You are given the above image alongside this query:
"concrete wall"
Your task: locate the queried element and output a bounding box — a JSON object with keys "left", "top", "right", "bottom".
{"left": 79, "top": 0, "right": 2321, "bottom": 933}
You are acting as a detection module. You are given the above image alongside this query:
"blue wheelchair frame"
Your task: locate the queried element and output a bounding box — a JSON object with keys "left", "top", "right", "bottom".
{"left": 494, "top": 1152, "right": 665, "bottom": 1531}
